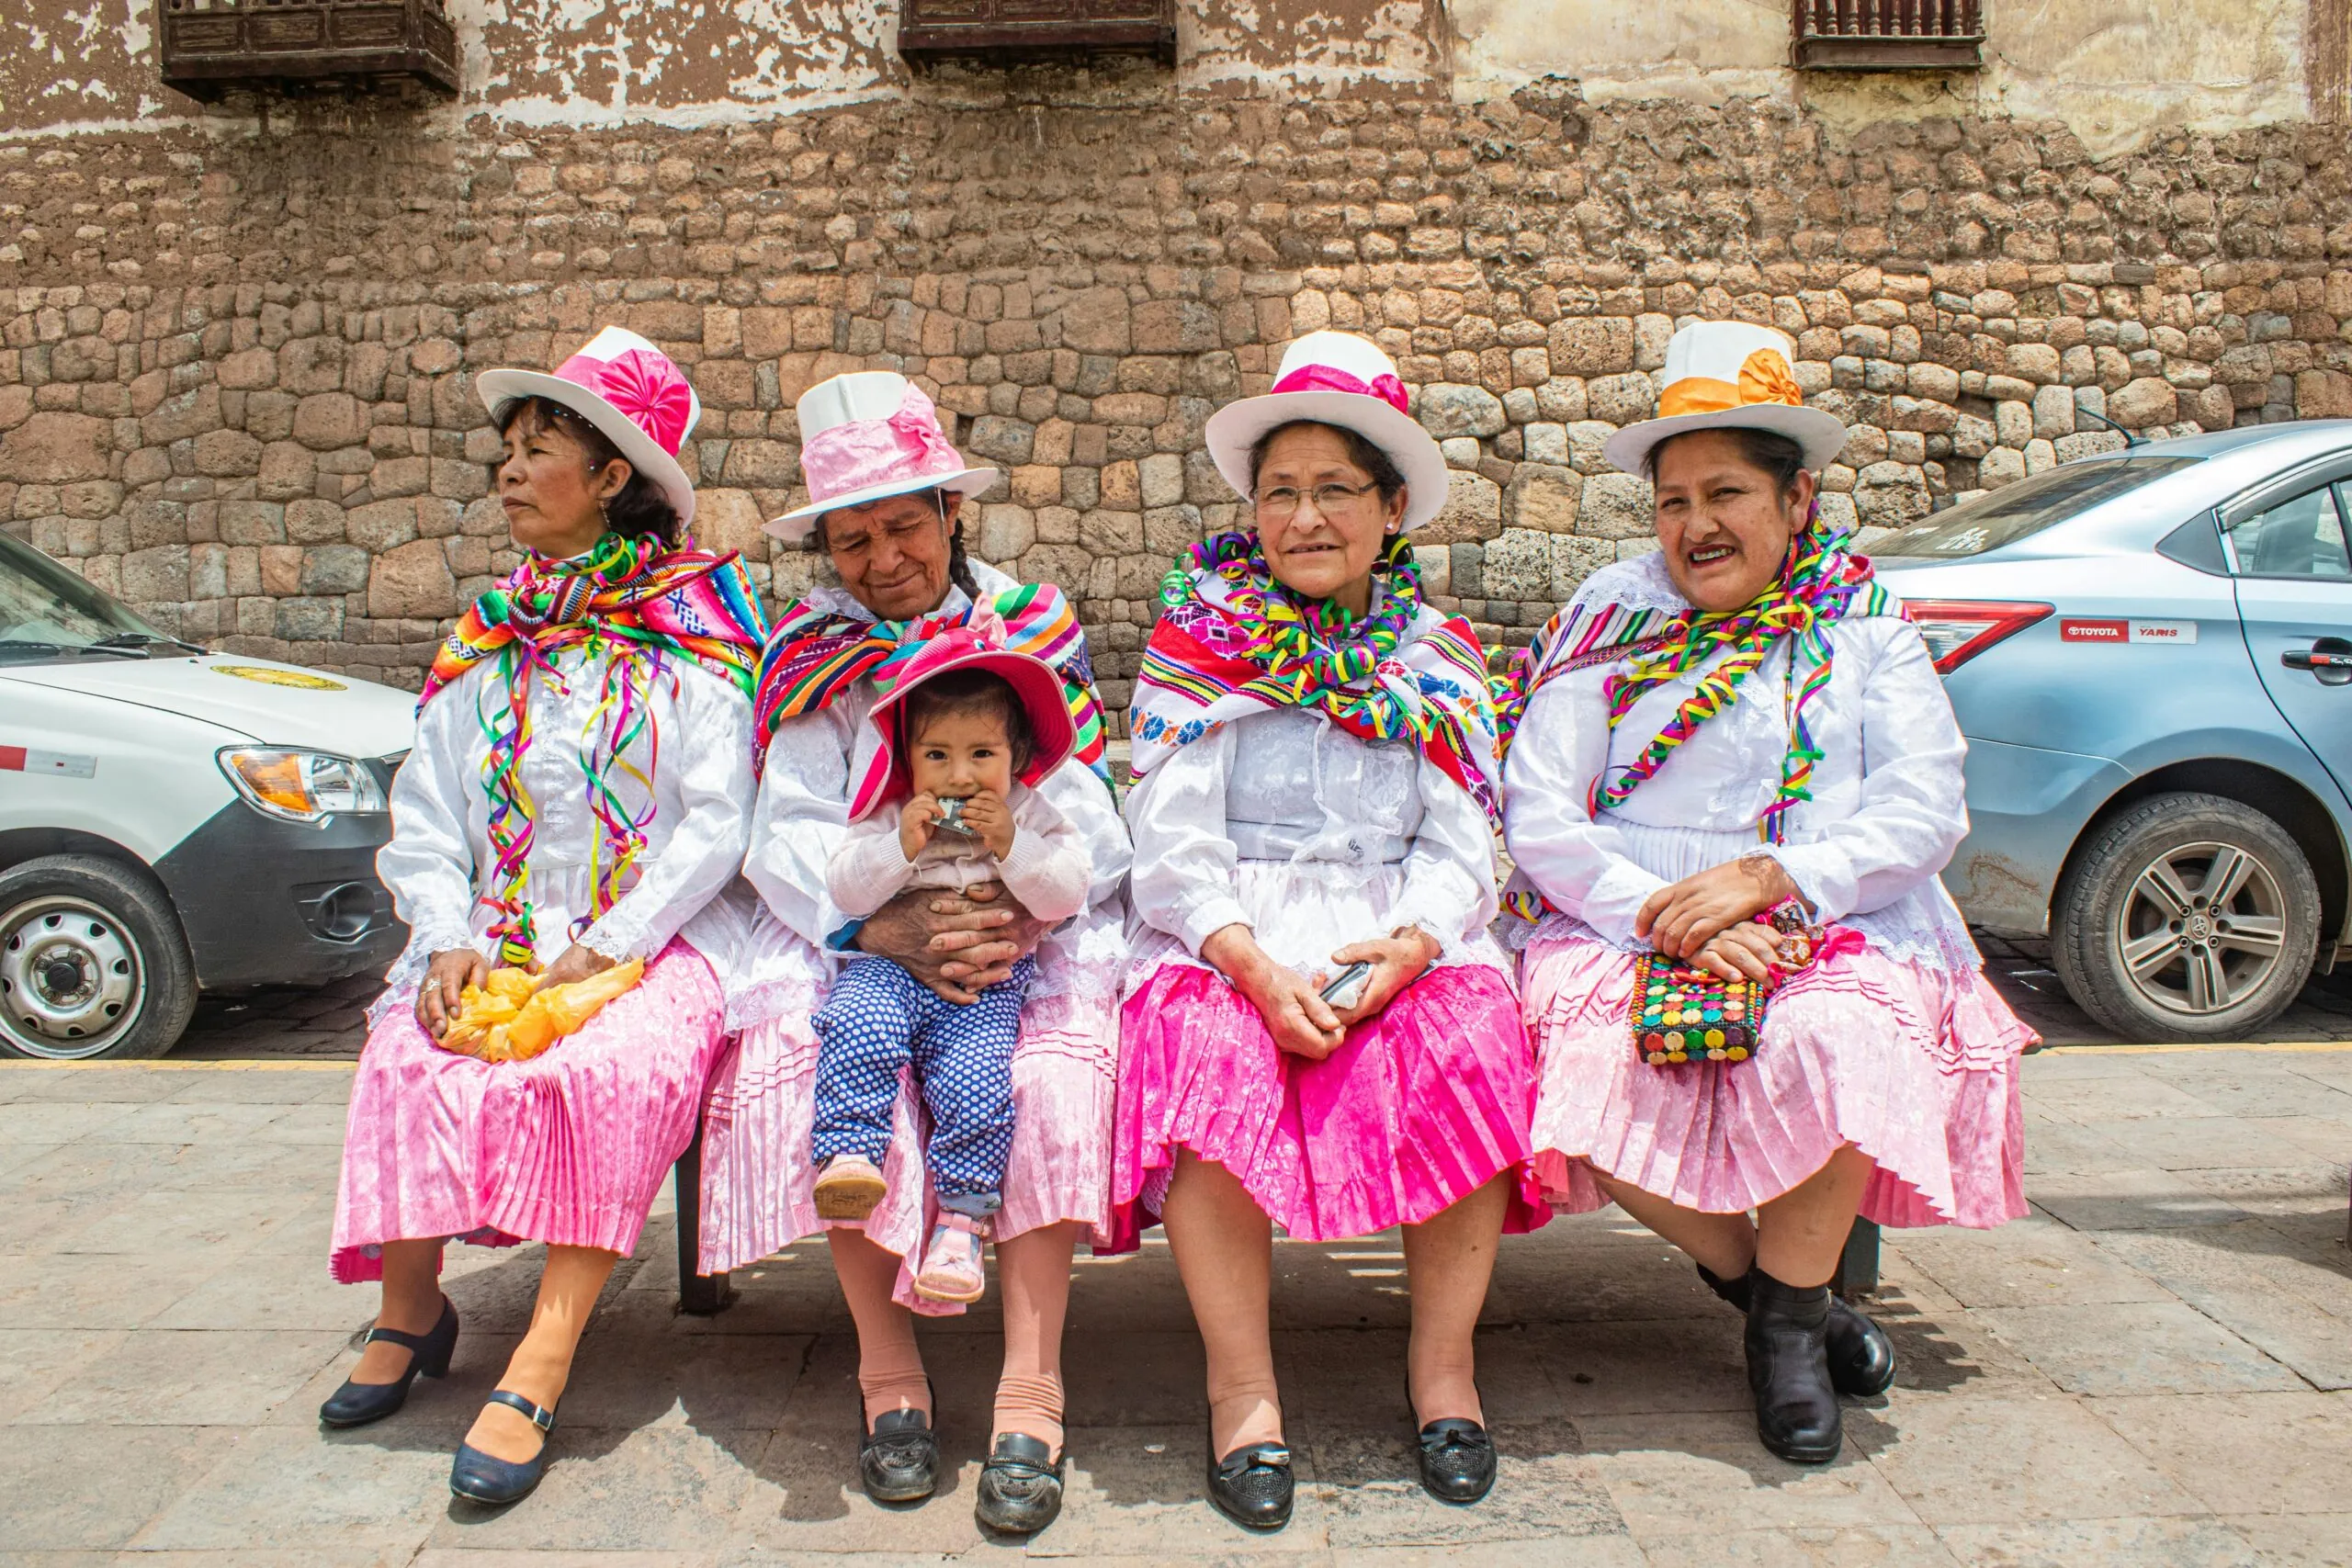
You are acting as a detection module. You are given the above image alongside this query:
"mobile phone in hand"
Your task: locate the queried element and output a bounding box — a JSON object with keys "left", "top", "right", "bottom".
{"left": 1319, "top": 961, "right": 1373, "bottom": 1010}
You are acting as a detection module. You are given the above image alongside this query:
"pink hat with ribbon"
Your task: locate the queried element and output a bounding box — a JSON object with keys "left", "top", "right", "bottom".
{"left": 475, "top": 326, "right": 702, "bottom": 526}
{"left": 847, "top": 616, "right": 1080, "bottom": 823}
{"left": 766, "top": 371, "right": 1000, "bottom": 543}
{"left": 1203, "top": 330, "right": 1451, "bottom": 532}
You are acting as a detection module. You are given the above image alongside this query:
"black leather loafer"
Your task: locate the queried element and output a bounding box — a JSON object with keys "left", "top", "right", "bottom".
{"left": 1416, "top": 1416, "right": 1498, "bottom": 1504}
{"left": 975, "top": 1432, "right": 1065, "bottom": 1535}
{"left": 1745, "top": 1272, "right": 1842, "bottom": 1465}
{"left": 1700, "top": 1264, "right": 1895, "bottom": 1398}
{"left": 449, "top": 1389, "right": 557, "bottom": 1506}
{"left": 860, "top": 1404, "right": 939, "bottom": 1503}
{"left": 319, "top": 1296, "right": 458, "bottom": 1429}
{"left": 1207, "top": 1441, "right": 1294, "bottom": 1531}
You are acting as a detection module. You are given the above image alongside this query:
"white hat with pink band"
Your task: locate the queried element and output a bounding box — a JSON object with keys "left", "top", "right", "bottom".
{"left": 766, "top": 372, "right": 1000, "bottom": 542}
{"left": 475, "top": 326, "right": 703, "bottom": 526}
{"left": 1203, "top": 330, "right": 1451, "bottom": 532}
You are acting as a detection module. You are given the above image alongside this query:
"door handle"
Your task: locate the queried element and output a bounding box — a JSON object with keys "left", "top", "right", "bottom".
{"left": 2283, "top": 637, "right": 2352, "bottom": 686}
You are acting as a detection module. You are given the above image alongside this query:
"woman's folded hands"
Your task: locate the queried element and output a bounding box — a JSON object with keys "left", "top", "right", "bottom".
{"left": 1202, "top": 922, "right": 1442, "bottom": 1059}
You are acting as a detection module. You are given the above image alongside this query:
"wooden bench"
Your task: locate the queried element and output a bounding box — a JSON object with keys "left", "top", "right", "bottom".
{"left": 665, "top": 1148, "right": 1888, "bottom": 1314}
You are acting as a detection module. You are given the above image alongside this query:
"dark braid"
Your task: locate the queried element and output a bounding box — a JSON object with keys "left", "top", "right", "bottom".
{"left": 946, "top": 513, "right": 981, "bottom": 600}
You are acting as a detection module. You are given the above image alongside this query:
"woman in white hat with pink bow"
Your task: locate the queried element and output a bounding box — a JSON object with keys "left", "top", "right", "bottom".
{"left": 1114, "top": 331, "right": 1548, "bottom": 1530}
{"left": 1498, "top": 321, "right": 2035, "bottom": 1467}
{"left": 694, "top": 371, "right": 1132, "bottom": 1535}
{"left": 322, "top": 328, "right": 769, "bottom": 1506}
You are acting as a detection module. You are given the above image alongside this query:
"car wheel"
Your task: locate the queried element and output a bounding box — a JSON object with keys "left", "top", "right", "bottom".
{"left": 2053, "top": 792, "right": 2321, "bottom": 1043}
{"left": 0, "top": 855, "right": 197, "bottom": 1061}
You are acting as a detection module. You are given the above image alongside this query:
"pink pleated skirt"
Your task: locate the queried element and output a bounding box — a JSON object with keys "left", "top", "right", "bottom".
{"left": 695, "top": 981, "right": 1118, "bottom": 1315}
{"left": 1112, "top": 961, "right": 1549, "bottom": 1247}
{"left": 1520, "top": 924, "right": 2034, "bottom": 1229}
{"left": 330, "top": 940, "right": 728, "bottom": 1282}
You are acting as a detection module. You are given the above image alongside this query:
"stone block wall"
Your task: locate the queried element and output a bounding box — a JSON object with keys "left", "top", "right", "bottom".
{"left": 6, "top": 91, "right": 2352, "bottom": 725}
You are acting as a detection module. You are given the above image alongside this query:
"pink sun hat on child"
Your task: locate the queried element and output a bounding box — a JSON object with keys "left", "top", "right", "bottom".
{"left": 847, "top": 618, "right": 1079, "bottom": 823}
{"left": 475, "top": 326, "right": 703, "bottom": 526}
{"left": 767, "top": 371, "right": 1000, "bottom": 542}
{"left": 1203, "top": 330, "right": 1452, "bottom": 532}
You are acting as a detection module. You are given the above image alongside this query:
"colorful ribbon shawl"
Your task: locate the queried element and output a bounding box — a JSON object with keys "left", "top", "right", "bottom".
{"left": 750, "top": 579, "right": 1114, "bottom": 792}
{"left": 418, "top": 531, "right": 770, "bottom": 966}
{"left": 1132, "top": 530, "right": 1503, "bottom": 825}
{"left": 1492, "top": 518, "right": 1902, "bottom": 919}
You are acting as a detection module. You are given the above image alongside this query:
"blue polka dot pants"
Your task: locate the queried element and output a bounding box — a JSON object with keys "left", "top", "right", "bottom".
{"left": 811, "top": 954, "right": 1035, "bottom": 1209}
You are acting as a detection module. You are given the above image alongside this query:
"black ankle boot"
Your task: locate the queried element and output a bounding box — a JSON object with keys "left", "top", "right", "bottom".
{"left": 1743, "top": 1270, "right": 1842, "bottom": 1465}
{"left": 1700, "top": 1264, "right": 1895, "bottom": 1399}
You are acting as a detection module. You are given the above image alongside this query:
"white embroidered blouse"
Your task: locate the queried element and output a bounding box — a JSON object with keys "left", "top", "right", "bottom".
{"left": 1123, "top": 613, "right": 1508, "bottom": 988}
{"left": 1500, "top": 550, "right": 1983, "bottom": 976}
{"left": 372, "top": 647, "right": 759, "bottom": 1020}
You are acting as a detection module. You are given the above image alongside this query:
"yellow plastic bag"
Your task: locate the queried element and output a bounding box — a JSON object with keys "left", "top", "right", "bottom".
{"left": 435, "top": 958, "right": 644, "bottom": 1063}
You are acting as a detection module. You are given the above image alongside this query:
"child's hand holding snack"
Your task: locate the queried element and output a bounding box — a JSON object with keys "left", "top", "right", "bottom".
{"left": 956, "top": 789, "right": 1017, "bottom": 860}
{"left": 899, "top": 791, "right": 942, "bottom": 861}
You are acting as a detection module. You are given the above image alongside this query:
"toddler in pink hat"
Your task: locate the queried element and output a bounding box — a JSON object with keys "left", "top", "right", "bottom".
{"left": 810, "top": 623, "right": 1092, "bottom": 1304}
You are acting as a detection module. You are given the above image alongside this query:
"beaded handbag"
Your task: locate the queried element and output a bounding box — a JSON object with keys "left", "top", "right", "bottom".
{"left": 1628, "top": 904, "right": 1823, "bottom": 1067}
{"left": 1629, "top": 956, "right": 1764, "bottom": 1066}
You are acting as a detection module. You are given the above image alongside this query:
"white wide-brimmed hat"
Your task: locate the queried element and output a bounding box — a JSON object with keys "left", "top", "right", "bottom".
{"left": 1203, "top": 331, "right": 1451, "bottom": 532}
{"left": 765, "top": 371, "right": 999, "bottom": 542}
{"left": 476, "top": 326, "right": 702, "bottom": 526}
{"left": 1602, "top": 321, "right": 1849, "bottom": 477}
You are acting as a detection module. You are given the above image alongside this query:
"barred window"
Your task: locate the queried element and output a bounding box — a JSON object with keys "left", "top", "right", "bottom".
{"left": 1793, "top": 1, "right": 1984, "bottom": 72}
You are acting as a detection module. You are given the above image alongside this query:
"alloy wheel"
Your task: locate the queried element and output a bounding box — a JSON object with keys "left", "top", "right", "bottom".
{"left": 2112, "top": 840, "right": 2290, "bottom": 1018}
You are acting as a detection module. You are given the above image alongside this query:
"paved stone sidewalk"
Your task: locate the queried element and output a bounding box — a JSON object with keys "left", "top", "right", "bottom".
{"left": 1, "top": 1045, "right": 2348, "bottom": 1567}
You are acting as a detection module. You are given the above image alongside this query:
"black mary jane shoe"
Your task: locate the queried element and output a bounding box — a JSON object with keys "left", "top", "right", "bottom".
{"left": 1745, "top": 1271, "right": 1842, "bottom": 1466}
{"left": 449, "top": 1389, "right": 558, "bottom": 1507}
{"left": 1416, "top": 1417, "right": 1498, "bottom": 1505}
{"left": 1206, "top": 1440, "right": 1295, "bottom": 1532}
{"left": 975, "top": 1432, "right": 1066, "bottom": 1535}
{"left": 860, "top": 1403, "right": 939, "bottom": 1504}
{"left": 319, "top": 1296, "right": 458, "bottom": 1429}
{"left": 1700, "top": 1263, "right": 1895, "bottom": 1398}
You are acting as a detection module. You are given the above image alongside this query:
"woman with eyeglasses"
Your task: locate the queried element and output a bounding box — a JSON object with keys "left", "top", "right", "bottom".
{"left": 1113, "top": 333, "right": 1546, "bottom": 1531}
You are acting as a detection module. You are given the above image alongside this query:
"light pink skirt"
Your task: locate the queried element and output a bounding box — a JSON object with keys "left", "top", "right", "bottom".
{"left": 1112, "top": 962, "right": 1548, "bottom": 1247}
{"left": 1520, "top": 925, "right": 2034, "bottom": 1229}
{"left": 330, "top": 941, "right": 728, "bottom": 1282}
{"left": 695, "top": 981, "right": 1118, "bottom": 1315}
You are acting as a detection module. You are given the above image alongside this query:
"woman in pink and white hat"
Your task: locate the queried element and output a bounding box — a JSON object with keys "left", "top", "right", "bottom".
{"left": 322, "top": 328, "right": 769, "bottom": 1506}
{"left": 695, "top": 371, "right": 1131, "bottom": 1536}
{"left": 1116, "top": 331, "right": 1547, "bottom": 1529}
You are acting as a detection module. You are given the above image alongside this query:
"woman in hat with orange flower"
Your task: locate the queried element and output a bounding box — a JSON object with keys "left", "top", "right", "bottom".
{"left": 321, "top": 328, "right": 769, "bottom": 1506}
{"left": 695, "top": 371, "right": 1131, "bottom": 1537}
{"left": 1499, "top": 321, "right": 2036, "bottom": 1467}
{"left": 1116, "top": 331, "right": 1548, "bottom": 1531}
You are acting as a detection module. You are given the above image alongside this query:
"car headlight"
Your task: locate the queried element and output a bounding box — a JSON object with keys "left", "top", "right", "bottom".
{"left": 216, "top": 748, "right": 390, "bottom": 823}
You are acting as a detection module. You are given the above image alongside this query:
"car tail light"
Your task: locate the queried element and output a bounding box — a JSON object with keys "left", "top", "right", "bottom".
{"left": 1904, "top": 600, "right": 2055, "bottom": 674}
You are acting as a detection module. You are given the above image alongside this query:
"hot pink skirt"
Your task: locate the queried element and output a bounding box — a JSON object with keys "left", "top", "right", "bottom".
{"left": 330, "top": 940, "right": 727, "bottom": 1282}
{"left": 1113, "top": 962, "right": 1548, "bottom": 1246}
{"left": 1521, "top": 925, "right": 2034, "bottom": 1228}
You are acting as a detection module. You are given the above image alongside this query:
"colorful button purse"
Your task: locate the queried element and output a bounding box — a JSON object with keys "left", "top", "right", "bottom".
{"left": 1629, "top": 903, "right": 1826, "bottom": 1067}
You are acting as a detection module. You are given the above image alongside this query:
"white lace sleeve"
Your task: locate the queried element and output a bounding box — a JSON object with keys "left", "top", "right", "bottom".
{"left": 1125, "top": 723, "right": 1249, "bottom": 956}
{"left": 1396, "top": 743, "right": 1499, "bottom": 951}
{"left": 1765, "top": 621, "right": 1970, "bottom": 923}
{"left": 745, "top": 705, "right": 857, "bottom": 951}
{"left": 374, "top": 683, "right": 485, "bottom": 964}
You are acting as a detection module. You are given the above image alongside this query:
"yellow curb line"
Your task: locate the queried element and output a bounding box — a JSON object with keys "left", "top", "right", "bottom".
{"left": 2040, "top": 1040, "right": 2352, "bottom": 1055}
{"left": 0, "top": 1058, "right": 354, "bottom": 1071}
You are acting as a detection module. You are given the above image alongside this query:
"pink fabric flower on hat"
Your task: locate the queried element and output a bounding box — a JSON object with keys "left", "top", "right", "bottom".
{"left": 582, "top": 346, "right": 695, "bottom": 456}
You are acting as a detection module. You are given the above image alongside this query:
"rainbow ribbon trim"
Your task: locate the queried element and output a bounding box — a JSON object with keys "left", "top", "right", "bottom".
{"left": 419, "top": 532, "right": 770, "bottom": 966}
{"left": 1133, "top": 530, "right": 1502, "bottom": 824}
{"left": 752, "top": 580, "right": 1113, "bottom": 789}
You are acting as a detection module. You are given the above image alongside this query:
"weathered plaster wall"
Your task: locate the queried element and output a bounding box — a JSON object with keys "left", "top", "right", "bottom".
{"left": 1450, "top": 0, "right": 2328, "bottom": 156}
{"left": 6, "top": 91, "right": 2351, "bottom": 705}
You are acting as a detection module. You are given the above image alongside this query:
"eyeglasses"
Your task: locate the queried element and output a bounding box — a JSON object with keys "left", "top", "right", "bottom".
{"left": 1255, "top": 480, "right": 1383, "bottom": 521}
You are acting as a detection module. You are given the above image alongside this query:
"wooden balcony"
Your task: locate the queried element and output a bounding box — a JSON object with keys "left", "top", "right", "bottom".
{"left": 1793, "top": 0, "right": 1984, "bottom": 71}
{"left": 157, "top": 0, "right": 459, "bottom": 101}
{"left": 898, "top": 0, "right": 1177, "bottom": 66}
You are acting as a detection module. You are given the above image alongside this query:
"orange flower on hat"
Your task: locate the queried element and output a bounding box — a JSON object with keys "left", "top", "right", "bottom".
{"left": 1737, "top": 348, "right": 1804, "bottom": 410}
